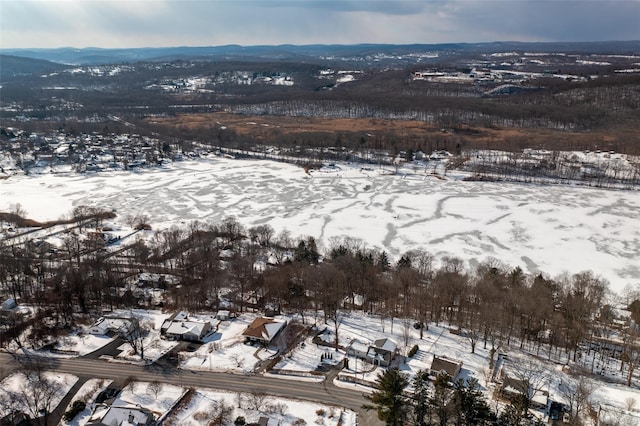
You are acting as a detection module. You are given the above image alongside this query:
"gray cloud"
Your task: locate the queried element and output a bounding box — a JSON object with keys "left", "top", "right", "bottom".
{"left": 1, "top": 0, "right": 638, "bottom": 48}
{"left": 449, "top": 1, "right": 640, "bottom": 42}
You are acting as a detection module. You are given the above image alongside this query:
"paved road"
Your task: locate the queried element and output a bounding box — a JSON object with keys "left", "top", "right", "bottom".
{"left": 0, "top": 353, "right": 383, "bottom": 425}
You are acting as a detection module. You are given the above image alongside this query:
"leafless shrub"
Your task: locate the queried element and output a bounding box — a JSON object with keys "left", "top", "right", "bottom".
{"left": 624, "top": 396, "right": 637, "bottom": 412}
{"left": 247, "top": 390, "right": 267, "bottom": 411}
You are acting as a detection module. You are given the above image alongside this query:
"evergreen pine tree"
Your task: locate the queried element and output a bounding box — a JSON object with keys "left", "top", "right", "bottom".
{"left": 378, "top": 251, "right": 391, "bottom": 271}
{"left": 429, "top": 372, "right": 454, "bottom": 426}
{"left": 364, "top": 368, "right": 410, "bottom": 426}
{"left": 412, "top": 369, "right": 431, "bottom": 426}
{"left": 453, "top": 378, "right": 495, "bottom": 425}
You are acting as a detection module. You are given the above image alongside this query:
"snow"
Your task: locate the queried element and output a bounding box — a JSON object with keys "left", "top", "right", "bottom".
{"left": 4, "top": 309, "right": 640, "bottom": 423}
{"left": 113, "top": 309, "right": 179, "bottom": 363}
{"left": 273, "top": 332, "right": 341, "bottom": 374}
{"left": 181, "top": 313, "right": 280, "bottom": 374}
{"left": 330, "top": 313, "right": 491, "bottom": 387}
{"left": 60, "top": 378, "right": 113, "bottom": 426}
{"left": 1, "top": 156, "right": 638, "bottom": 294}
{"left": 0, "top": 371, "right": 78, "bottom": 418}
{"left": 170, "top": 388, "right": 355, "bottom": 426}
{"left": 52, "top": 334, "right": 114, "bottom": 356}
{"left": 115, "top": 381, "right": 185, "bottom": 417}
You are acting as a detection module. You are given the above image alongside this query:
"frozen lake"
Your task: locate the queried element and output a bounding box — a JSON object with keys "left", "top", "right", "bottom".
{"left": 1, "top": 157, "right": 638, "bottom": 294}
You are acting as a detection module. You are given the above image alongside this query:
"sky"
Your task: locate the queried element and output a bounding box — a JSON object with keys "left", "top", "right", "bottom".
{"left": 1, "top": 0, "right": 639, "bottom": 49}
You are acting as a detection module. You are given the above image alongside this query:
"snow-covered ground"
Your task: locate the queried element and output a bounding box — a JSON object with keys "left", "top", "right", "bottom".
{"left": 4, "top": 309, "right": 640, "bottom": 423}
{"left": 0, "top": 371, "right": 78, "bottom": 419}
{"left": 48, "top": 309, "right": 283, "bottom": 372}
{"left": 181, "top": 312, "right": 281, "bottom": 374}
{"left": 114, "top": 309, "right": 179, "bottom": 363}
{"left": 52, "top": 334, "right": 114, "bottom": 356}
{"left": 170, "top": 387, "right": 355, "bottom": 426}
{"left": 60, "top": 378, "right": 113, "bottom": 426}
{"left": 1, "top": 156, "right": 638, "bottom": 294}
{"left": 114, "top": 381, "right": 185, "bottom": 419}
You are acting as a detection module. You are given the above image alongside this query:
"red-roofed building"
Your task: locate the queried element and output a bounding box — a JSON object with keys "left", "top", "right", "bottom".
{"left": 242, "top": 317, "right": 286, "bottom": 345}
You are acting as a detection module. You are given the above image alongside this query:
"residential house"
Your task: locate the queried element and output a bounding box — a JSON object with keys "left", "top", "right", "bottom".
{"left": 429, "top": 355, "right": 463, "bottom": 380}
{"left": 369, "top": 338, "right": 398, "bottom": 367}
{"left": 346, "top": 337, "right": 399, "bottom": 367}
{"left": 495, "top": 357, "right": 549, "bottom": 410}
{"left": 160, "top": 311, "right": 211, "bottom": 342}
{"left": 242, "top": 317, "right": 286, "bottom": 345}
{"left": 346, "top": 339, "right": 370, "bottom": 359}
{"left": 87, "top": 405, "right": 155, "bottom": 426}
{"left": 88, "top": 315, "right": 133, "bottom": 337}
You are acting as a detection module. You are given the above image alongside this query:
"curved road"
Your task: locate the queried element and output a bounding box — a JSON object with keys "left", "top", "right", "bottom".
{"left": 0, "top": 353, "right": 382, "bottom": 425}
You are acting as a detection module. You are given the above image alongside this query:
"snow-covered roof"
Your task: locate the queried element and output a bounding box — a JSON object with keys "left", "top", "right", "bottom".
{"left": 349, "top": 339, "right": 370, "bottom": 353}
{"left": 165, "top": 320, "right": 208, "bottom": 337}
{"left": 97, "top": 405, "right": 153, "bottom": 426}
{"left": 242, "top": 317, "right": 286, "bottom": 342}
{"left": 1, "top": 298, "right": 17, "bottom": 310}
{"left": 374, "top": 338, "right": 397, "bottom": 353}
{"left": 89, "top": 317, "right": 132, "bottom": 335}
{"left": 174, "top": 311, "right": 188, "bottom": 321}
{"left": 430, "top": 355, "right": 463, "bottom": 378}
{"left": 216, "top": 310, "right": 231, "bottom": 318}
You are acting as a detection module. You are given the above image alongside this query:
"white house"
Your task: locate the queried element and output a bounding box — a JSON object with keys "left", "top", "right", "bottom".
{"left": 161, "top": 311, "right": 211, "bottom": 342}
{"left": 88, "top": 316, "right": 133, "bottom": 336}
{"left": 346, "top": 339, "right": 370, "bottom": 359}
{"left": 346, "top": 337, "right": 399, "bottom": 367}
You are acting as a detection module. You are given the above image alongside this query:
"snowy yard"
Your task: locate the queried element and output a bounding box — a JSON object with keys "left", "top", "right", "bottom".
{"left": 60, "top": 378, "right": 113, "bottom": 426}
{"left": 168, "top": 388, "right": 356, "bottom": 426}
{"left": 114, "top": 381, "right": 186, "bottom": 418}
{"left": 0, "top": 371, "right": 78, "bottom": 420}
{"left": 50, "top": 334, "right": 114, "bottom": 357}
{"left": 181, "top": 313, "right": 280, "bottom": 374}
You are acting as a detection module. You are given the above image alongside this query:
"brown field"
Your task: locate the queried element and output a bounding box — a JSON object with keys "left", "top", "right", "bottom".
{"left": 146, "top": 112, "right": 640, "bottom": 154}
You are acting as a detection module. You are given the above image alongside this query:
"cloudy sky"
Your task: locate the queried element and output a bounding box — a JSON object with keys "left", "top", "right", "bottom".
{"left": 1, "top": 0, "right": 639, "bottom": 49}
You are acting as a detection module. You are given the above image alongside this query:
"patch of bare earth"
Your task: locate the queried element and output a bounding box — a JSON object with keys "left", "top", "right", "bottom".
{"left": 146, "top": 112, "right": 640, "bottom": 153}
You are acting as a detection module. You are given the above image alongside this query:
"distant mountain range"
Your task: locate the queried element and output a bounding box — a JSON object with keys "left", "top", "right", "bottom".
{"left": 2, "top": 41, "right": 639, "bottom": 66}
{"left": 0, "top": 54, "right": 68, "bottom": 76}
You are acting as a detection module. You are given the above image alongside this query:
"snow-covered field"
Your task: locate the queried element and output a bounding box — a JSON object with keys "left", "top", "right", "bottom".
{"left": 1, "top": 156, "right": 639, "bottom": 293}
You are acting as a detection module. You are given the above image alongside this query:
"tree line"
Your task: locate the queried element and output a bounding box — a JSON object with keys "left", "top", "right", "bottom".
{"left": 1, "top": 213, "right": 638, "bottom": 387}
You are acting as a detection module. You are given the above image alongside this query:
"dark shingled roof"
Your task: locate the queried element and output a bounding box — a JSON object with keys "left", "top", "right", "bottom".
{"left": 430, "top": 355, "right": 463, "bottom": 378}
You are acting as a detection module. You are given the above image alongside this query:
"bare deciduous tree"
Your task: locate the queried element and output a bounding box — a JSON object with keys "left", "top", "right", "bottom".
{"left": 147, "top": 380, "right": 162, "bottom": 399}
{"left": 558, "top": 375, "right": 595, "bottom": 426}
